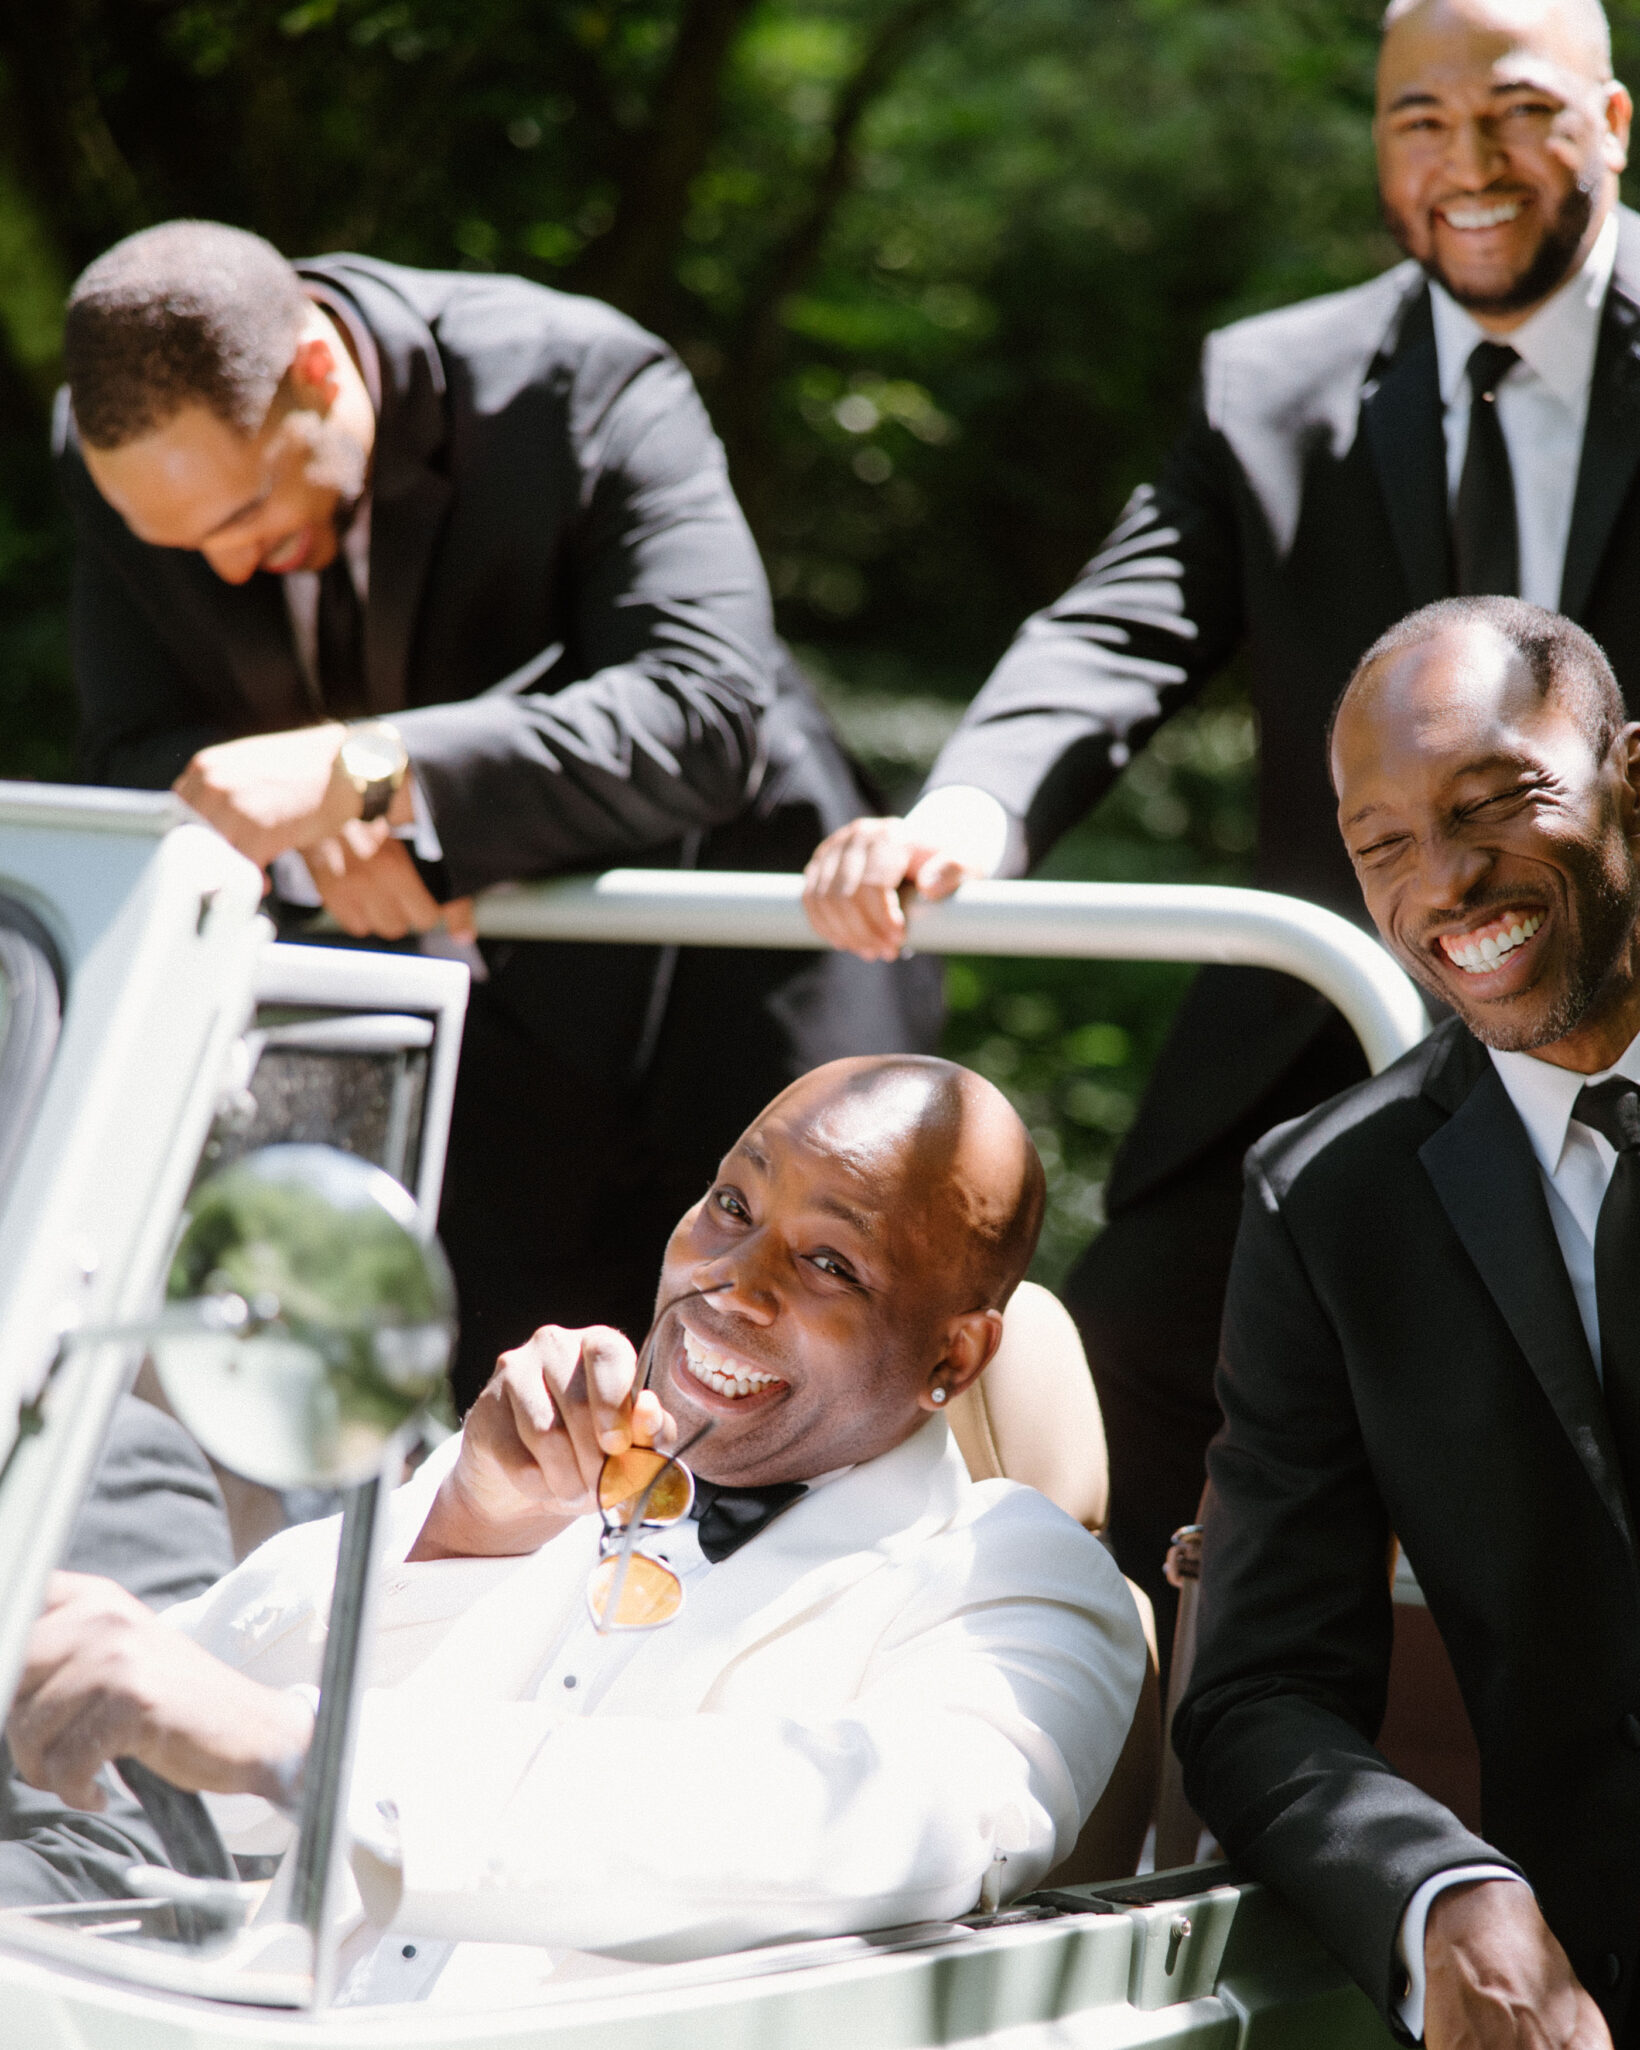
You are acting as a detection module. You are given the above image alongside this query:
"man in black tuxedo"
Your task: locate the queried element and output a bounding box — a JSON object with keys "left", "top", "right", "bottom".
{"left": 58, "top": 222, "right": 939, "bottom": 1404}
{"left": 803, "top": 0, "right": 1638, "bottom": 1655}
{"left": 1175, "top": 596, "right": 1640, "bottom": 2050}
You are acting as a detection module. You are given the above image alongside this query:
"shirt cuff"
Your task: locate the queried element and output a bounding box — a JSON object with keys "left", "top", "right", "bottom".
{"left": 269, "top": 849, "right": 322, "bottom": 910}
{"left": 1396, "top": 1865, "right": 1527, "bottom": 2038}
{"left": 903, "top": 785, "right": 1024, "bottom": 880}
{"left": 391, "top": 772, "right": 445, "bottom": 865}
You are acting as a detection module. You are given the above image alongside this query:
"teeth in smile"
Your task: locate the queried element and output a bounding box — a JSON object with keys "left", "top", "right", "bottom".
{"left": 1443, "top": 199, "right": 1524, "bottom": 230}
{"left": 1440, "top": 911, "right": 1542, "bottom": 973}
{"left": 682, "top": 1328, "right": 782, "bottom": 1400}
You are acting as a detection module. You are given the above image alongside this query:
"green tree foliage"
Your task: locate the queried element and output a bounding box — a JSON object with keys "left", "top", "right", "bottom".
{"left": 0, "top": 0, "right": 1398, "bottom": 781}
{"left": 6, "top": 0, "right": 1635, "bottom": 1271}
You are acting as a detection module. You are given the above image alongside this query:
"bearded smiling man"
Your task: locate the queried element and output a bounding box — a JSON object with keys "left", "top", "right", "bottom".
{"left": 1174, "top": 599, "right": 1640, "bottom": 2050}
{"left": 801, "top": 0, "right": 1640, "bottom": 1686}
{"left": 6, "top": 1056, "right": 1144, "bottom": 2005}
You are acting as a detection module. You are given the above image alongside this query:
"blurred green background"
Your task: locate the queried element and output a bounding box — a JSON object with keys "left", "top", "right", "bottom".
{"left": 0, "top": 0, "right": 1606, "bottom": 1279}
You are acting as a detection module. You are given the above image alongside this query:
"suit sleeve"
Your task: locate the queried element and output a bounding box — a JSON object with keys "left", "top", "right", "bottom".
{"left": 343, "top": 1518, "right": 1145, "bottom": 1960}
{"left": 1172, "top": 1163, "right": 1513, "bottom": 2031}
{"left": 395, "top": 344, "right": 780, "bottom": 896}
{"left": 923, "top": 390, "right": 1246, "bottom": 869}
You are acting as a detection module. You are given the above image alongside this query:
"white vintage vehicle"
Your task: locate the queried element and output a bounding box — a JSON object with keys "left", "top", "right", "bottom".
{"left": 0, "top": 781, "right": 1426, "bottom": 2049}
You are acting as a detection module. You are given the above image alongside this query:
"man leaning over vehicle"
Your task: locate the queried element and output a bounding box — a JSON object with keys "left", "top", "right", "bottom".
{"left": 58, "top": 221, "right": 940, "bottom": 1408}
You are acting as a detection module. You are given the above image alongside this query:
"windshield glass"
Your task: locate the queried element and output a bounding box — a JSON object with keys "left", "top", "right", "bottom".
{"left": 0, "top": 902, "right": 62, "bottom": 1216}
{"left": 0, "top": 994, "right": 452, "bottom": 2009}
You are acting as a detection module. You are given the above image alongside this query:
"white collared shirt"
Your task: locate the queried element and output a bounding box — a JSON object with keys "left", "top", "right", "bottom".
{"left": 1489, "top": 1024, "right": 1640, "bottom": 1369}
{"left": 1429, "top": 211, "right": 1617, "bottom": 611}
{"left": 266, "top": 289, "right": 456, "bottom": 912}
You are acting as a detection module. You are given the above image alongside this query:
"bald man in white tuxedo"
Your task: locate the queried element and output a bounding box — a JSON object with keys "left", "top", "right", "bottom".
{"left": 9, "top": 1056, "right": 1146, "bottom": 2000}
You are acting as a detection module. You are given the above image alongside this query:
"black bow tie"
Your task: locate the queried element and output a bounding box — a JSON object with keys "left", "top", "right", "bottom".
{"left": 689, "top": 1478, "right": 808, "bottom": 1563}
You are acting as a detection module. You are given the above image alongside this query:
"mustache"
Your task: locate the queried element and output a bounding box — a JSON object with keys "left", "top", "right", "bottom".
{"left": 665, "top": 1300, "right": 793, "bottom": 1384}
{"left": 636, "top": 1281, "right": 732, "bottom": 1395}
{"left": 1414, "top": 891, "right": 1550, "bottom": 948}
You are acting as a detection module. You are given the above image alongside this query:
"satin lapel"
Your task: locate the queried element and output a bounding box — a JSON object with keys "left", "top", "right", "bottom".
{"left": 630, "top": 1421, "right": 969, "bottom": 1714}
{"left": 1560, "top": 263, "right": 1640, "bottom": 621}
{"left": 1419, "top": 1060, "right": 1636, "bottom": 1556}
{"left": 1362, "top": 292, "right": 1450, "bottom": 610}
{"left": 367, "top": 467, "right": 451, "bottom": 715}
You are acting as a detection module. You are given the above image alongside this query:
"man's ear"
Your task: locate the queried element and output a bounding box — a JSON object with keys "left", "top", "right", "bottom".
{"left": 287, "top": 337, "right": 340, "bottom": 412}
{"left": 1615, "top": 722, "right": 1640, "bottom": 842}
{"left": 1604, "top": 79, "right": 1632, "bottom": 171}
{"left": 918, "top": 1307, "right": 1004, "bottom": 1413}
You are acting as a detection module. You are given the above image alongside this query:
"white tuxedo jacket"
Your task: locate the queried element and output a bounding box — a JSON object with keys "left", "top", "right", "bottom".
{"left": 168, "top": 1417, "right": 1144, "bottom": 1962}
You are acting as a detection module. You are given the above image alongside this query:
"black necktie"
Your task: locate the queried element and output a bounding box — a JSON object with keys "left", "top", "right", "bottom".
{"left": 690, "top": 1478, "right": 808, "bottom": 1564}
{"left": 1573, "top": 1079, "right": 1640, "bottom": 1506}
{"left": 1453, "top": 340, "right": 1521, "bottom": 597}
{"left": 317, "top": 551, "right": 367, "bottom": 718}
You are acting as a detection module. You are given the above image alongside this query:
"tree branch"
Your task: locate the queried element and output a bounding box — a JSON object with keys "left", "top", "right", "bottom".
{"left": 719, "top": 0, "right": 963, "bottom": 526}
{"left": 568, "top": 0, "right": 762, "bottom": 327}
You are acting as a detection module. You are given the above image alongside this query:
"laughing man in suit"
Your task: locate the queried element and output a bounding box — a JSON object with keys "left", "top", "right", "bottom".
{"left": 9, "top": 1056, "right": 1145, "bottom": 1997}
{"left": 802, "top": 0, "right": 1640, "bottom": 1666}
{"left": 59, "top": 222, "right": 940, "bottom": 1407}
{"left": 1174, "top": 597, "right": 1640, "bottom": 2049}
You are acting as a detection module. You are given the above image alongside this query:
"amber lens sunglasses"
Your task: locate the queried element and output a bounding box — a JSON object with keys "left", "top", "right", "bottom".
{"left": 585, "top": 1283, "right": 723, "bottom": 1633}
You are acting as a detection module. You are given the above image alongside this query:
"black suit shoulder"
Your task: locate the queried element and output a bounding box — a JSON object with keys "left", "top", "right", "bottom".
{"left": 300, "top": 253, "right": 678, "bottom": 413}
{"left": 1245, "top": 1014, "right": 1469, "bottom": 1208}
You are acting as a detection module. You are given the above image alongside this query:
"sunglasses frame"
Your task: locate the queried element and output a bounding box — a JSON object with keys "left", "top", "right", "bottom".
{"left": 584, "top": 1283, "right": 724, "bottom": 1634}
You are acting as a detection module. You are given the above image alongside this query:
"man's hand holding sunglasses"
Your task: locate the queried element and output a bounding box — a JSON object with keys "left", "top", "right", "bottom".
{"left": 409, "top": 1326, "right": 673, "bottom": 1563}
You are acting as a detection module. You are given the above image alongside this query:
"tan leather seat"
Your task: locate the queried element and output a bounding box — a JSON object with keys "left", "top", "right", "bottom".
{"left": 949, "top": 1282, "right": 1160, "bottom": 1885}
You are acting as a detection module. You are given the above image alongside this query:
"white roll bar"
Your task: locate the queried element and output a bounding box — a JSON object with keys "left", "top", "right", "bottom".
{"left": 473, "top": 872, "right": 1429, "bottom": 1075}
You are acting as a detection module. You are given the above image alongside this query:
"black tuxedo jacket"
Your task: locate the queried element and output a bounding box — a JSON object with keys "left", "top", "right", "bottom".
{"left": 1173, "top": 1018, "right": 1640, "bottom": 2041}
{"left": 929, "top": 211, "right": 1640, "bottom": 1208}
{"left": 59, "top": 254, "right": 937, "bottom": 1108}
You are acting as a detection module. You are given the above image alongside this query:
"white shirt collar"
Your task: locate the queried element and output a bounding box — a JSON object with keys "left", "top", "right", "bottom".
{"left": 1491, "top": 1020, "right": 1640, "bottom": 1179}
{"left": 1430, "top": 209, "right": 1617, "bottom": 412}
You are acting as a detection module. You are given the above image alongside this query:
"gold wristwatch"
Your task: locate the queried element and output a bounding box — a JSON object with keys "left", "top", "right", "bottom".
{"left": 338, "top": 720, "right": 409, "bottom": 823}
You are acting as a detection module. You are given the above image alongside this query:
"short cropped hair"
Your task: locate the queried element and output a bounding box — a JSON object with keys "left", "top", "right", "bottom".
{"left": 1380, "top": 0, "right": 1613, "bottom": 78}
{"left": 1329, "top": 596, "right": 1625, "bottom": 770}
{"left": 64, "top": 221, "right": 308, "bottom": 450}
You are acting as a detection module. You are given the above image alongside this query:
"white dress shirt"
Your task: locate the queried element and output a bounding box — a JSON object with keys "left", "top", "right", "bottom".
{"left": 267, "top": 289, "right": 449, "bottom": 915}
{"left": 1429, "top": 211, "right": 1617, "bottom": 612}
{"left": 1393, "top": 1023, "right": 1640, "bottom": 2036}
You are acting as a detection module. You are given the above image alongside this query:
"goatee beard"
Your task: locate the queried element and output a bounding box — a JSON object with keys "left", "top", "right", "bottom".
{"left": 1384, "top": 181, "right": 1595, "bottom": 317}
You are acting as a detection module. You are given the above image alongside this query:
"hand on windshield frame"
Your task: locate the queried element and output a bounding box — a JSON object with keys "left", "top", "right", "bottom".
{"left": 9, "top": 1572, "right": 313, "bottom": 1813}
{"left": 300, "top": 828, "right": 476, "bottom": 942}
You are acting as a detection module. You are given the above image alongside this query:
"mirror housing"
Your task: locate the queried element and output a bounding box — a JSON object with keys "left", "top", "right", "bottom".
{"left": 155, "top": 1143, "right": 454, "bottom": 1490}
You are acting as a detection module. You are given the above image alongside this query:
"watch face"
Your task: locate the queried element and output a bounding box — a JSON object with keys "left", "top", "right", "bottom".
{"left": 345, "top": 732, "right": 400, "bottom": 782}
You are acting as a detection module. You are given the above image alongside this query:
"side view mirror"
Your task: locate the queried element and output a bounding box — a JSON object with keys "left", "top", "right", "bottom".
{"left": 156, "top": 1142, "right": 454, "bottom": 1489}
{"left": 30, "top": 1144, "right": 456, "bottom": 2005}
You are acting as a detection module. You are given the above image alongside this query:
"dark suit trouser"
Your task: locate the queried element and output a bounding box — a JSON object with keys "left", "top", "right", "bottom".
{"left": 0, "top": 1397, "right": 235, "bottom": 1906}
{"left": 1063, "top": 1015, "right": 1368, "bottom": 1690}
